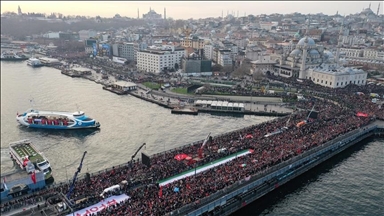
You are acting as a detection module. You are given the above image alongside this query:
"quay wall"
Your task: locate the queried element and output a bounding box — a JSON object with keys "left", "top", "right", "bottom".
{"left": 175, "top": 125, "right": 380, "bottom": 216}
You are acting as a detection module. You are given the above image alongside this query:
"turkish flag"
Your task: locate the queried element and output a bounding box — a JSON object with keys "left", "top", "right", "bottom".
{"left": 31, "top": 171, "right": 37, "bottom": 184}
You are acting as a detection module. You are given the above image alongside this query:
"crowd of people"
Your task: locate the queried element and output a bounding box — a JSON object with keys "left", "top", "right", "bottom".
{"left": 1, "top": 76, "right": 383, "bottom": 215}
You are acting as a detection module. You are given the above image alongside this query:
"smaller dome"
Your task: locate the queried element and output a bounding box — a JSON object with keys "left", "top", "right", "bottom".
{"left": 309, "top": 49, "right": 319, "bottom": 56}
{"left": 294, "top": 32, "right": 300, "bottom": 39}
{"left": 290, "top": 49, "right": 301, "bottom": 56}
{"left": 323, "top": 50, "right": 334, "bottom": 59}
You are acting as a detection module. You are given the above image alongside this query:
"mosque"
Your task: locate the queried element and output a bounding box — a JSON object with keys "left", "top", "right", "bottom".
{"left": 254, "top": 19, "right": 367, "bottom": 89}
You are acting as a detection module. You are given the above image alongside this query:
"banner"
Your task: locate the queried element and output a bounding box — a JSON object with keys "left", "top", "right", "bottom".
{"left": 356, "top": 112, "right": 368, "bottom": 117}
{"left": 68, "top": 194, "right": 130, "bottom": 216}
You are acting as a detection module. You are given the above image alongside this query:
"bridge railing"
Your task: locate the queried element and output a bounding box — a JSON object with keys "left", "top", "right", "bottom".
{"left": 173, "top": 125, "right": 377, "bottom": 216}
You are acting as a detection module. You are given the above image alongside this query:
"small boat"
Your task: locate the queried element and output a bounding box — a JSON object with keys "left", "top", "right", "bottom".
{"left": 16, "top": 108, "right": 101, "bottom": 130}
{"left": 27, "top": 58, "right": 44, "bottom": 67}
{"left": 0, "top": 51, "right": 29, "bottom": 61}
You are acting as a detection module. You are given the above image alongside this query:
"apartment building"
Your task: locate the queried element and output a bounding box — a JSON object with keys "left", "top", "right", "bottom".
{"left": 180, "top": 37, "right": 205, "bottom": 49}
{"left": 217, "top": 50, "right": 232, "bottom": 67}
{"left": 118, "top": 43, "right": 135, "bottom": 61}
{"left": 204, "top": 44, "right": 214, "bottom": 60}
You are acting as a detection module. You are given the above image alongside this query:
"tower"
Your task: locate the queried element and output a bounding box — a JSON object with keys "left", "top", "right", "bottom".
{"left": 137, "top": 8, "right": 139, "bottom": 19}
{"left": 369, "top": 2, "right": 371, "bottom": 9}
{"left": 17, "top": 5, "right": 22, "bottom": 15}
{"left": 378, "top": 3, "right": 380, "bottom": 15}
{"left": 164, "top": 8, "right": 166, "bottom": 20}
{"left": 222, "top": 10, "right": 223, "bottom": 18}
{"left": 299, "top": 16, "right": 311, "bottom": 79}
{"left": 335, "top": 16, "right": 344, "bottom": 65}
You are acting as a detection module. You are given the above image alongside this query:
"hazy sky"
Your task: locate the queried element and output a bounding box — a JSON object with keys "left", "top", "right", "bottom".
{"left": 1, "top": 1, "right": 381, "bottom": 19}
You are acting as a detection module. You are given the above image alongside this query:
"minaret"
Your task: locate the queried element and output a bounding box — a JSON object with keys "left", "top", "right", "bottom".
{"left": 164, "top": 8, "right": 166, "bottom": 20}
{"left": 369, "top": 2, "right": 371, "bottom": 9}
{"left": 335, "top": 17, "right": 344, "bottom": 65}
{"left": 299, "top": 16, "right": 311, "bottom": 79}
{"left": 150, "top": 7, "right": 151, "bottom": 12}
{"left": 222, "top": 10, "right": 223, "bottom": 19}
{"left": 18, "top": 5, "right": 22, "bottom": 15}
{"left": 378, "top": 3, "right": 380, "bottom": 15}
{"left": 137, "top": 8, "right": 139, "bottom": 19}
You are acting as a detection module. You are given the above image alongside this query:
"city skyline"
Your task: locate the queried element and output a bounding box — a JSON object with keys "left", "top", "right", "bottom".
{"left": 1, "top": 1, "right": 382, "bottom": 19}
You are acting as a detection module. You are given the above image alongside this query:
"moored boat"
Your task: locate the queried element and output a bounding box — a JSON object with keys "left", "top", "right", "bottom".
{"left": 9, "top": 139, "right": 53, "bottom": 180}
{"left": 26, "top": 57, "right": 44, "bottom": 67}
{"left": 16, "top": 108, "right": 101, "bottom": 130}
{"left": 0, "top": 51, "right": 29, "bottom": 61}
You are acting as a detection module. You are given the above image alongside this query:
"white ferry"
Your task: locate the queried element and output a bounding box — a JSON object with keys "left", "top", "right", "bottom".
{"left": 16, "top": 108, "right": 101, "bottom": 130}
{"left": 0, "top": 51, "right": 29, "bottom": 61}
{"left": 27, "top": 58, "right": 44, "bottom": 67}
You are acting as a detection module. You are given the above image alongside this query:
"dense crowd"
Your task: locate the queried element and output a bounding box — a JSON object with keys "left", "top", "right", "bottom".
{"left": 1, "top": 76, "right": 383, "bottom": 215}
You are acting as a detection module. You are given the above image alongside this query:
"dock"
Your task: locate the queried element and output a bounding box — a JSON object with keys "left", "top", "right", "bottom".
{"left": 61, "top": 70, "right": 82, "bottom": 78}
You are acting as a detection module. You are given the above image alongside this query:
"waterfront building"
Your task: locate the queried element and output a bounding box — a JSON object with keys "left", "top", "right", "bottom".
{"left": 118, "top": 43, "right": 135, "bottom": 61}
{"left": 181, "top": 55, "right": 212, "bottom": 76}
{"left": 137, "top": 46, "right": 186, "bottom": 73}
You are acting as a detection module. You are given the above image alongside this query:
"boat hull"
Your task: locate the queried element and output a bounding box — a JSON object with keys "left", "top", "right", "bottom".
{"left": 16, "top": 109, "right": 101, "bottom": 130}
{"left": 25, "top": 123, "right": 101, "bottom": 130}
{"left": 1, "top": 58, "right": 29, "bottom": 61}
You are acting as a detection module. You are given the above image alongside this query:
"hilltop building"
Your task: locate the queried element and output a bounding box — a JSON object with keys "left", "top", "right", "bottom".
{"left": 254, "top": 18, "right": 367, "bottom": 88}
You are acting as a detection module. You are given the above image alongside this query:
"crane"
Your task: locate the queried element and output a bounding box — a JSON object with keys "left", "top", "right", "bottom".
{"left": 66, "top": 151, "right": 87, "bottom": 200}
{"left": 198, "top": 133, "right": 211, "bottom": 158}
{"left": 131, "top": 143, "right": 146, "bottom": 162}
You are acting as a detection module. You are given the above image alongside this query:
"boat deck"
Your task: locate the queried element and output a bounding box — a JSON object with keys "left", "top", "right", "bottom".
{"left": 10, "top": 142, "right": 44, "bottom": 162}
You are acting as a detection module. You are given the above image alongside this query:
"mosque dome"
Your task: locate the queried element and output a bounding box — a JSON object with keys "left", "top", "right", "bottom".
{"left": 289, "top": 49, "right": 301, "bottom": 57}
{"left": 297, "top": 37, "right": 316, "bottom": 46}
{"left": 323, "top": 50, "right": 334, "bottom": 59}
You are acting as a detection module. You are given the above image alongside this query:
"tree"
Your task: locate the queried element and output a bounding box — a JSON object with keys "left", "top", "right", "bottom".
{"left": 212, "top": 64, "right": 223, "bottom": 72}
{"left": 253, "top": 69, "right": 265, "bottom": 81}
{"left": 232, "top": 64, "right": 251, "bottom": 77}
{"left": 223, "top": 65, "right": 233, "bottom": 76}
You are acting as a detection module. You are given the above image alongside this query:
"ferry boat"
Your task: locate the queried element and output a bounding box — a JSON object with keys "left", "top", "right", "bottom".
{"left": 0, "top": 51, "right": 29, "bottom": 61}
{"left": 26, "top": 57, "right": 44, "bottom": 67}
{"left": 16, "top": 108, "right": 101, "bottom": 129}
{"left": 9, "top": 139, "right": 53, "bottom": 180}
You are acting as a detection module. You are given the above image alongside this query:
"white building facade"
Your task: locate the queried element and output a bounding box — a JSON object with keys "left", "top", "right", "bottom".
{"left": 307, "top": 66, "right": 367, "bottom": 88}
{"left": 204, "top": 44, "right": 214, "bottom": 60}
{"left": 137, "top": 47, "right": 186, "bottom": 73}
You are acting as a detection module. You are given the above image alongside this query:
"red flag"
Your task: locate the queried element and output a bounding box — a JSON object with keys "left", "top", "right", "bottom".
{"left": 31, "top": 171, "right": 36, "bottom": 184}
{"left": 158, "top": 186, "right": 163, "bottom": 198}
{"left": 23, "top": 158, "right": 29, "bottom": 167}
{"left": 186, "top": 184, "right": 191, "bottom": 190}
